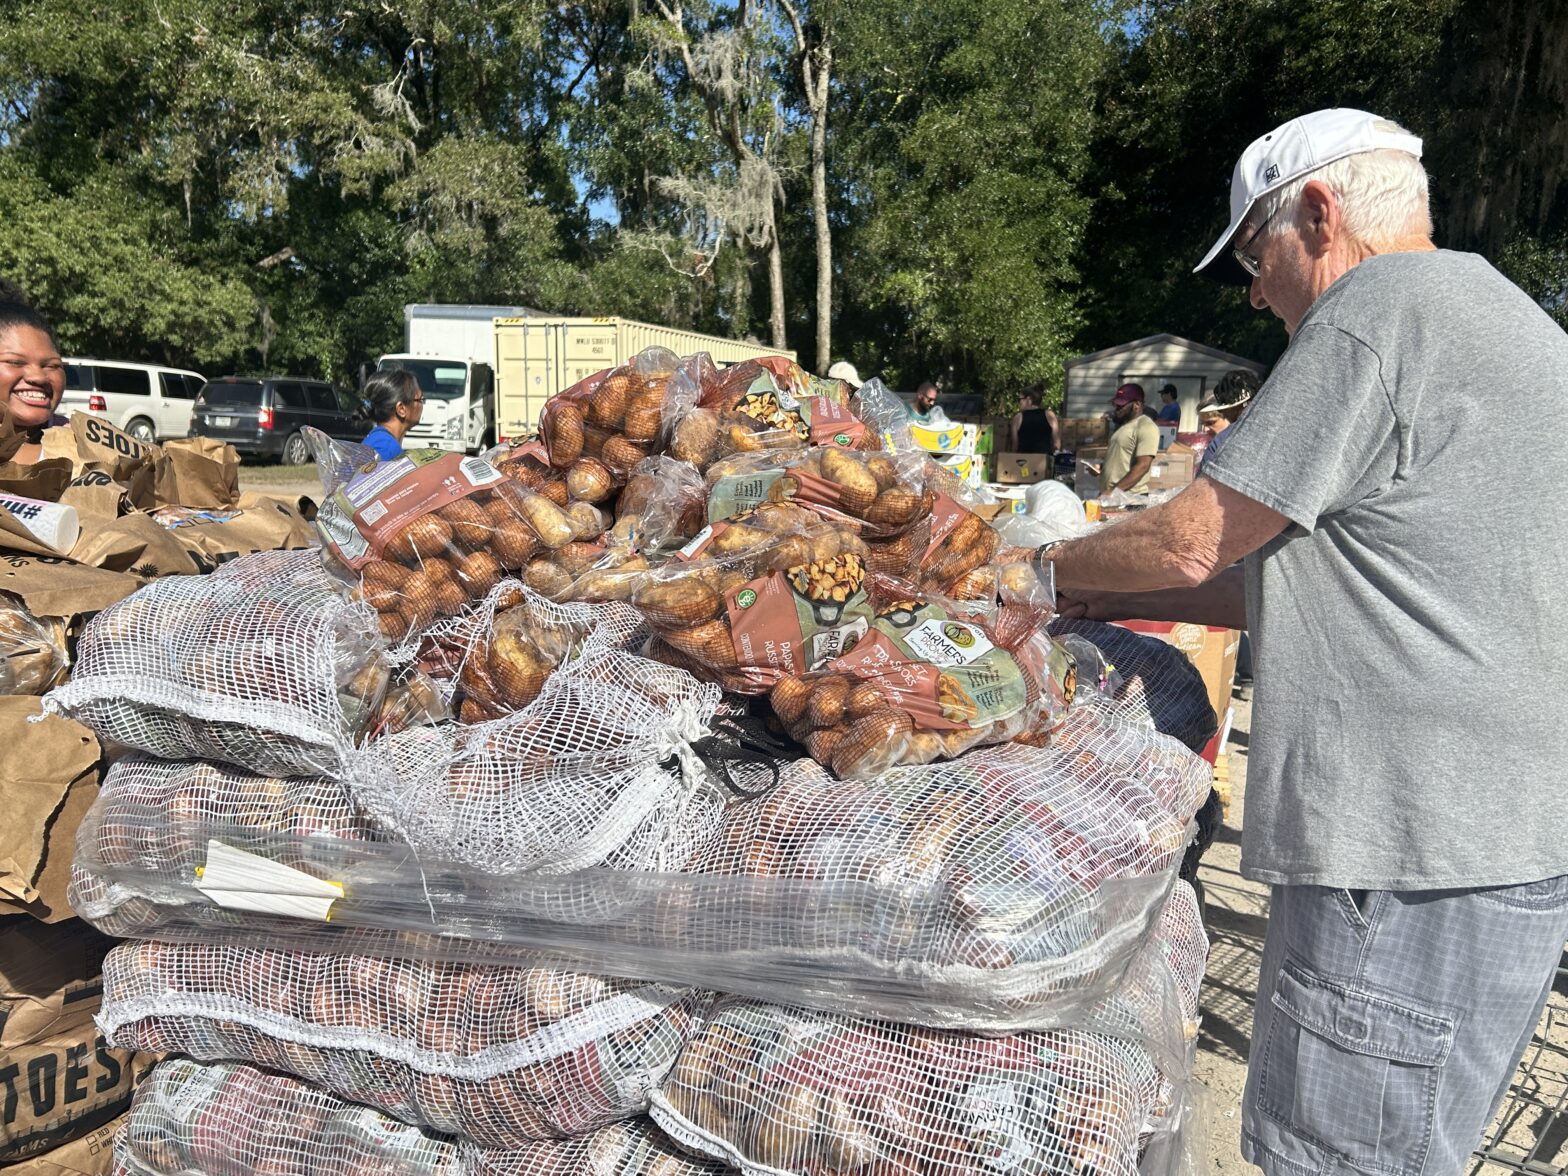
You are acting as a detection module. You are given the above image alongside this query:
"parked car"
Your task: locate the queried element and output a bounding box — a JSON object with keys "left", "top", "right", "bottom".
{"left": 60, "top": 359, "right": 207, "bottom": 443}
{"left": 190, "top": 377, "right": 371, "bottom": 464}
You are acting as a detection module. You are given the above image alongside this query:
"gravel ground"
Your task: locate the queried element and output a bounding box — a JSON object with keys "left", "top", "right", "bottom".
{"left": 1194, "top": 690, "right": 1568, "bottom": 1176}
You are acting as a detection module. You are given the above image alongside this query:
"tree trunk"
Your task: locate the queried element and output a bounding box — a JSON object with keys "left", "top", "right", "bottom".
{"left": 767, "top": 216, "right": 788, "bottom": 350}
{"left": 810, "top": 50, "right": 833, "bottom": 374}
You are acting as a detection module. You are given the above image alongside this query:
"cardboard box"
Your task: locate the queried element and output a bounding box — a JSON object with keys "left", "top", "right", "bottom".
{"left": 993, "top": 452, "right": 1054, "bottom": 485}
{"left": 1116, "top": 620, "right": 1241, "bottom": 724}
{"left": 1061, "top": 417, "right": 1109, "bottom": 452}
{"left": 984, "top": 483, "right": 1030, "bottom": 514}
{"left": 929, "top": 450, "right": 982, "bottom": 489}
{"left": 910, "top": 422, "right": 972, "bottom": 455}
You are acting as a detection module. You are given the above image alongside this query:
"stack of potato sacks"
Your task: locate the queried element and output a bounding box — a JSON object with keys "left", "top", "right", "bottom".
{"left": 45, "top": 348, "right": 1217, "bottom": 1176}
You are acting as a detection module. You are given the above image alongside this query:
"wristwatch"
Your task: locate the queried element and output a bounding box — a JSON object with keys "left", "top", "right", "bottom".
{"left": 1031, "top": 540, "right": 1067, "bottom": 588}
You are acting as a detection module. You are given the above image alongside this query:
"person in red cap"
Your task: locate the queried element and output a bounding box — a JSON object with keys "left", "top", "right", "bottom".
{"left": 1098, "top": 382, "right": 1159, "bottom": 494}
{"left": 1039, "top": 108, "right": 1568, "bottom": 1176}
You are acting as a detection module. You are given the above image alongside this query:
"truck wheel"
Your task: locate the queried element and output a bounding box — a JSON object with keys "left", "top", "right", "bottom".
{"left": 281, "top": 432, "right": 311, "bottom": 466}
{"left": 126, "top": 417, "right": 156, "bottom": 444}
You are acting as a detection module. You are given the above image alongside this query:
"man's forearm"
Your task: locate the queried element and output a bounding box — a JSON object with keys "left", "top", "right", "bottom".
{"left": 1050, "top": 495, "right": 1209, "bottom": 593}
{"left": 1058, "top": 566, "right": 1247, "bottom": 629}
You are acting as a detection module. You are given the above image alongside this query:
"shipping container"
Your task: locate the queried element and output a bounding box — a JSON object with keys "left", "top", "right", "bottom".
{"left": 493, "top": 317, "right": 794, "bottom": 442}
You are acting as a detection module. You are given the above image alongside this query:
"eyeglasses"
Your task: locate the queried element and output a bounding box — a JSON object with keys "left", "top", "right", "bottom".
{"left": 1232, "top": 205, "right": 1281, "bottom": 278}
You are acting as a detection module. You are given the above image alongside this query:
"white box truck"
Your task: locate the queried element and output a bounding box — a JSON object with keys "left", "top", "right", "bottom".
{"left": 377, "top": 304, "right": 545, "bottom": 453}
{"left": 493, "top": 317, "right": 794, "bottom": 443}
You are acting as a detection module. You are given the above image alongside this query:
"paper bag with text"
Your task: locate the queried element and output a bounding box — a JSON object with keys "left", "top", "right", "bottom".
{"left": 66, "top": 416, "right": 158, "bottom": 511}
{"left": 0, "top": 558, "right": 141, "bottom": 618}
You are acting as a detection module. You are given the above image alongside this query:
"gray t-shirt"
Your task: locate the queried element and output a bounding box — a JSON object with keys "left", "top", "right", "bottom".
{"left": 1205, "top": 249, "right": 1568, "bottom": 890}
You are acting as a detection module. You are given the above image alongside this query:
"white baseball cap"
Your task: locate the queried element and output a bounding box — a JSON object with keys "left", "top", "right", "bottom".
{"left": 1194, "top": 108, "right": 1423, "bottom": 283}
{"left": 826, "top": 361, "right": 862, "bottom": 388}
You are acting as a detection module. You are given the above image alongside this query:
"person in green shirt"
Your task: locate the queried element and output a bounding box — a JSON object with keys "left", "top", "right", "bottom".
{"left": 1099, "top": 383, "right": 1160, "bottom": 494}
{"left": 907, "top": 381, "right": 940, "bottom": 424}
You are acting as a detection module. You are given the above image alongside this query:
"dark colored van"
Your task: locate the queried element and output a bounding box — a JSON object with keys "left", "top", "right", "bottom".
{"left": 190, "top": 377, "right": 371, "bottom": 463}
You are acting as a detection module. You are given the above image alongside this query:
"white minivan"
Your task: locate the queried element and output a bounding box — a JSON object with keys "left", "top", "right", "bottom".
{"left": 59, "top": 359, "right": 207, "bottom": 443}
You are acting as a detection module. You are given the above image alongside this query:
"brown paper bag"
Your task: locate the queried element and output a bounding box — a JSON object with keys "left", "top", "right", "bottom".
{"left": 154, "top": 491, "right": 315, "bottom": 572}
{"left": 0, "top": 459, "right": 72, "bottom": 504}
{"left": 66, "top": 416, "right": 158, "bottom": 511}
{"left": 68, "top": 513, "right": 199, "bottom": 578}
{"left": 1, "top": 1114, "right": 123, "bottom": 1175}
{"left": 56, "top": 468, "right": 129, "bottom": 524}
{"left": 0, "top": 698, "right": 101, "bottom": 922}
{"left": 36, "top": 427, "right": 80, "bottom": 472}
{"left": 154, "top": 436, "right": 240, "bottom": 510}
{"left": 0, "top": 556, "right": 143, "bottom": 617}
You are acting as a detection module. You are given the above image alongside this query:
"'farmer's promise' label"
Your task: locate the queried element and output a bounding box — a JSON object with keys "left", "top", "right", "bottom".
{"left": 829, "top": 601, "right": 1031, "bottom": 732}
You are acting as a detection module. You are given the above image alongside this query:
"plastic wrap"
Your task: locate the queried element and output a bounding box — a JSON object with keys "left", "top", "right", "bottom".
{"left": 313, "top": 445, "right": 608, "bottom": 645}
{"left": 73, "top": 722, "right": 1209, "bottom": 1031}
{"left": 0, "top": 594, "right": 68, "bottom": 694}
{"left": 101, "top": 942, "right": 706, "bottom": 1147}
{"left": 608, "top": 456, "right": 708, "bottom": 554}
{"left": 648, "top": 882, "right": 1208, "bottom": 1176}
{"left": 538, "top": 348, "right": 682, "bottom": 480}
{"left": 347, "top": 647, "right": 729, "bottom": 875}
{"left": 44, "top": 549, "right": 388, "bottom": 776}
{"left": 767, "top": 599, "right": 1076, "bottom": 778}
{"left": 634, "top": 503, "right": 874, "bottom": 694}
{"left": 114, "top": 1057, "right": 727, "bottom": 1175}
{"left": 1048, "top": 620, "right": 1218, "bottom": 752}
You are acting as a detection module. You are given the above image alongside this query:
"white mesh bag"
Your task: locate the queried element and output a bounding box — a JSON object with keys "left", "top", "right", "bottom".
{"left": 100, "top": 940, "right": 707, "bottom": 1148}
{"left": 69, "top": 754, "right": 389, "bottom": 939}
{"left": 73, "top": 719, "right": 1208, "bottom": 1032}
{"left": 1050, "top": 619, "right": 1218, "bottom": 752}
{"left": 46, "top": 549, "right": 389, "bottom": 775}
{"left": 115, "top": 1056, "right": 462, "bottom": 1175}
{"left": 347, "top": 647, "right": 729, "bottom": 875}
{"left": 116, "top": 1057, "right": 722, "bottom": 1176}
{"left": 649, "top": 879, "right": 1208, "bottom": 1176}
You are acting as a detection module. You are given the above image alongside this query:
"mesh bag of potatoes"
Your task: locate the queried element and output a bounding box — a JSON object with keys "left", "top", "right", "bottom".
{"left": 0, "top": 593, "right": 68, "bottom": 694}
{"left": 101, "top": 941, "right": 708, "bottom": 1149}
{"left": 116, "top": 1056, "right": 721, "bottom": 1176}
{"left": 44, "top": 549, "right": 389, "bottom": 776}
{"left": 313, "top": 446, "right": 608, "bottom": 646}
{"left": 766, "top": 597, "right": 1076, "bottom": 779}
{"left": 629, "top": 502, "right": 876, "bottom": 694}
{"left": 431, "top": 582, "right": 608, "bottom": 723}
{"left": 345, "top": 647, "right": 729, "bottom": 875}
{"left": 668, "top": 727, "right": 1210, "bottom": 1025}
{"left": 648, "top": 883, "right": 1206, "bottom": 1176}
{"left": 68, "top": 753, "right": 390, "bottom": 939}
{"left": 538, "top": 348, "right": 682, "bottom": 484}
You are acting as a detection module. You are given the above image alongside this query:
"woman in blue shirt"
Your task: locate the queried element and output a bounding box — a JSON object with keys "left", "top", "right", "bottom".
{"left": 361, "top": 369, "right": 423, "bottom": 460}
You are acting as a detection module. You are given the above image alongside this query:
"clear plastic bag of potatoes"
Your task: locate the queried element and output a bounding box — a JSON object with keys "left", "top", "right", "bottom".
{"left": 44, "top": 549, "right": 389, "bottom": 776}
{"left": 312, "top": 443, "right": 608, "bottom": 647}
{"left": 538, "top": 347, "right": 682, "bottom": 482}
{"left": 767, "top": 597, "right": 1076, "bottom": 779}
{"left": 0, "top": 593, "right": 67, "bottom": 694}
{"left": 632, "top": 502, "right": 876, "bottom": 694}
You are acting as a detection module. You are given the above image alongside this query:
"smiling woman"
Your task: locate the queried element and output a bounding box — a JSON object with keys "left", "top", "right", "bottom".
{"left": 0, "top": 299, "right": 67, "bottom": 464}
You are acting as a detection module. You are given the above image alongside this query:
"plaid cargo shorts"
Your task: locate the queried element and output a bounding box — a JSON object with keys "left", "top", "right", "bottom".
{"left": 1243, "top": 877, "right": 1568, "bottom": 1176}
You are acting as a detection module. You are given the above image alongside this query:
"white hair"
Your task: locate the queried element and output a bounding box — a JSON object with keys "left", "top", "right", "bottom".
{"left": 1256, "top": 124, "right": 1431, "bottom": 246}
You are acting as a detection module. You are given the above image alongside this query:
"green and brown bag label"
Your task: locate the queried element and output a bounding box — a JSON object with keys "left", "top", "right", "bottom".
{"left": 316, "top": 449, "right": 502, "bottom": 568}
{"left": 724, "top": 550, "right": 872, "bottom": 688}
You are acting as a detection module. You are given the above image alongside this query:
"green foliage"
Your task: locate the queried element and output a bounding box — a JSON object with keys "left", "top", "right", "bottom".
{"left": 0, "top": 0, "right": 1563, "bottom": 400}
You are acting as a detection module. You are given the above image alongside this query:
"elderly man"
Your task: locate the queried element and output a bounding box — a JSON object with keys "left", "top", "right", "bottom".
{"left": 1043, "top": 109, "right": 1568, "bottom": 1176}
